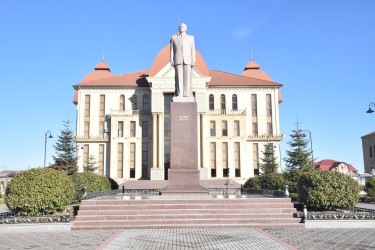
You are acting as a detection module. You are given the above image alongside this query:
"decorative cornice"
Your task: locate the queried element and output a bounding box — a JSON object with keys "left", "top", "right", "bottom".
{"left": 110, "top": 110, "right": 152, "bottom": 116}
{"left": 247, "top": 134, "right": 285, "bottom": 142}
{"left": 74, "top": 136, "right": 109, "bottom": 142}
{"left": 206, "top": 109, "right": 247, "bottom": 116}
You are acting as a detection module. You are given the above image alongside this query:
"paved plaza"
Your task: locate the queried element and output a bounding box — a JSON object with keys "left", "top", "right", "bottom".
{"left": 0, "top": 228, "right": 375, "bottom": 249}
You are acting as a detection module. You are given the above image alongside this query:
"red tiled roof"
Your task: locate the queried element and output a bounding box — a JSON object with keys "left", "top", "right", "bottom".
{"left": 74, "top": 70, "right": 150, "bottom": 88}
{"left": 314, "top": 159, "right": 358, "bottom": 173}
{"left": 362, "top": 131, "right": 375, "bottom": 138}
{"left": 208, "top": 70, "right": 282, "bottom": 87}
{"left": 73, "top": 91, "right": 78, "bottom": 104}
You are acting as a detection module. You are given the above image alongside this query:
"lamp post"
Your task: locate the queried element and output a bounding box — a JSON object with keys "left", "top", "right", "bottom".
{"left": 44, "top": 130, "right": 53, "bottom": 168}
{"left": 304, "top": 129, "right": 313, "bottom": 163}
{"left": 366, "top": 102, "right": 375, "bottom": 114}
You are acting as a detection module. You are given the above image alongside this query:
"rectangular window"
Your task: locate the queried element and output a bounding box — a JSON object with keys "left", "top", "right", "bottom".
{"left": 266, "top": 94, "right": 273, "bottom": 135}
{"left": 120, "top": 95, "right": 125, "bottom": 111}
{"left": 222, "top": 142, "right": 228, "bottom": 177}
{"left": 130, "top": 143, "right": 136, "bottom": 178}
{"left": 210, "top": 121, "right": 216, "bottom": 136}
{"left": 234, "top": 120, "right": 240, "bottom": 136}
{"left": 117, "top": 143, "right": 123, "bottom": 178}
{"left": 98, "top": 145, "right": 104, "bottom": 175}
{"left": 142, "top": 142, "right": 148, "bottom": 179}
{"left": 83, "top": 144, "right": 89, "bottom": 167}
{"left": 84, "top": 95, "right": 90, "bottom": 136}
{"left": 130, "top": 121, "right": 136, "bottom": 137}
{"left": 99, "top": 95, "right": 105, "bottom": 136}
{"left": 253, "top": 143, "right": 259, "bottom": 176}
{"left": 118, "top": 121, "right": 124, "bottom": 137}
{"left": 251, "top": 94, "right": 258, "bottom": 136}
{"left": 222, "top": 121, "right": 228, "bottom": 136}
{"left": 210, "top": 142, "right": 216, "bottom": 177}
{"left": 370, "top": 146, "right": 373, "bottom": 158}
{"left": 142, "top": 121, "right": 148, "bottom": 137}
{"left": 234, "top": 142, "right": 240, "bottom": 177}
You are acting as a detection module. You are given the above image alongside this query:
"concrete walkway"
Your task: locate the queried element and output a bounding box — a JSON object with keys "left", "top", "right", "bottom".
{"left": 0, "top": 228, "right": 375, "bottom": 249}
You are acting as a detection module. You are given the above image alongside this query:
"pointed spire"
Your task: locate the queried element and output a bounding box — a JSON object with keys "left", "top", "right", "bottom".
{"left": 250, "top": 47, "right": 253, "bottom": 61}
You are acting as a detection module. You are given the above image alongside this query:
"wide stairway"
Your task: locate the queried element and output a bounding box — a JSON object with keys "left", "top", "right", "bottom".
{"left": 72, "top": 196, "right": 303, "bottom": 230}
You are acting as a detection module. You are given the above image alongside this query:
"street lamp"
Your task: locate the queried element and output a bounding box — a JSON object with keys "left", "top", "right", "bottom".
{"left": 366, "top": 102, "right": 375, "bottom": 114}
{"left": 44, "top": 130, "right": 53, "bottom": 168}
{"left": 304, "top": 129, "right": 314, "bottom": 163}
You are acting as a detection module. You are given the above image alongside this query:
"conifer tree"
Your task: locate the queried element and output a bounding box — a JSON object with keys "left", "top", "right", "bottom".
{"left": 260, "top": 143, "right": 279, "bottom": 175}
{"left": 284, "top": 121, "right": 314, "bottom": 172}
{"left": 51, "top": 119, "right": 78, "bottom": 175}
{"left": 83, "top": 155, "right": 98, "bottom": 173}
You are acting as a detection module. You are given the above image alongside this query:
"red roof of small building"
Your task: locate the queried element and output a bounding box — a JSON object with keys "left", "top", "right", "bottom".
{"left": 80, "top": 61, "right": 114, "bottom": 83}
{"left": 241, "top": 59, "right": 274, "bottom": 82}
{"left": 208, "top": 70, "right": 281, "bottom": 87}
{"left": 314, "top": 159, "right": 358, "bottom": 173}
{"left": 362, "top": 131, "right": 375, "bottom": 138}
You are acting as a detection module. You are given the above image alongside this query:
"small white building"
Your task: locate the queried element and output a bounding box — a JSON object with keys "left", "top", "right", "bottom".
{"left": 72, "top": 45, "right": 284, "bottom": 184}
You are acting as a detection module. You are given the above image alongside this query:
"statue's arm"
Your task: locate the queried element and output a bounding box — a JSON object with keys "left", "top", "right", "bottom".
{"left": 170, "top": 38, "right": 174, "bottom": 66}
{"left": 191, "top": 36, "right": 196, "bottom": 67}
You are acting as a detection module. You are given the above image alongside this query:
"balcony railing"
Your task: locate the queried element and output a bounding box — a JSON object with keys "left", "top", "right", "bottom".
{"left": 73, "top": 135, "right": 109, "bottom": 142}
{"left": 247, "top": 134, "right": 285, "bottom": 141}
{"left": 111, "top": 110, "right": 152, "bottom": 116}
{"left": 206, "top": 109, "right": 246, "bottom": 115}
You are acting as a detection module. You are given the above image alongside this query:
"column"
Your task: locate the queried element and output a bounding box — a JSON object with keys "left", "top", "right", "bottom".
{"left": 158, "top": 113, "right": 164, "bottom": 169}
{"left": 152, "top": 113, "right": 157, "bottom": 168}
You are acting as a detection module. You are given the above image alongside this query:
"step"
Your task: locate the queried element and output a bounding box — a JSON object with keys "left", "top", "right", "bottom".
{"left": 74, "top": 213, "right": 294, "bottom": 221}
{"left": 77, "top": 208, "right": 298, "bottom": 216}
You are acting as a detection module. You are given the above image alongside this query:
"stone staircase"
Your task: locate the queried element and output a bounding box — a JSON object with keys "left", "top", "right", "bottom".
{"left": 72, "top": 197, "right": 303, "bottom": 230}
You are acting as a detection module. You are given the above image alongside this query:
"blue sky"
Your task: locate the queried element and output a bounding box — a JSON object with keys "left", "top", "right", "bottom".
{"left": 0, "top": 0, "right": 374, "bottom": 172}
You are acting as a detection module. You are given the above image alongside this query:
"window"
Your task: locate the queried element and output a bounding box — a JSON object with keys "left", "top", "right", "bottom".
{"left": 232, "top": 94, "right": 238, "bottom": 110}
{"left": 220, "top": 94, "right": 226, "bottom": 111}
{"left": 142, "top": 121, "right": 148, "bottom": 137}
{"left": 84, "top": 95, "right": 90, "bottom": 136}
{"left": 251, "top": 94, "right": 258, "bottom": 136}
{"left": 234, "top": 120, "right": 240, "bottom": 136}
{"left": 99, "top": 95, "right": 105, "bottom": 136}
{"left": 222, "top": 142, "right": 228, "bottom": 177}
{"left": 210, "top": 121, "right": 216, "bottom": 136}
{"left": 370, "top": 146, "right": 373, "bottom": 158}
{"left": 130, "top": 121, "right": 136, "bottom": 137}
{"left": 143, "top": 94, "right": 149, "bottom": 111}
{"left": 130, "top": 143, "right": 136, "bottom": 178}
{"left": 234, "top": 142, "right": 240, "bottom": 177}
{"left": 142, "top": 142, "right": 148, "bottom": 179}
{"left": 210, "top": 142, "right": 216, "bottom": 177}
{"left": 266, "top": 94, "right": 273, "bottom": 135}
{"left": 98, "top": 145, "right": 104, "bottom": 175}
{"left": 117, "top": 143, "right": 123, "bottom": 178}
{"left": 209, "top": 94, "right": 214, "bottom": 110}
{"left": 119, "top": 94, "right": 125, "bottom": 111}
{"left": 118, "top": 121, "right": 124, "bottom": 137}
{"left": 131, "top": 95, "right": 137, "bottom": 110}
{"left": 83, "top": 144, "right": 89, "bottom": 167}
{"left": 253, "top": 143, "right": 259, "bottom": 175}
{"left": 222, "top": 121, "right": 228, "bottom": 136}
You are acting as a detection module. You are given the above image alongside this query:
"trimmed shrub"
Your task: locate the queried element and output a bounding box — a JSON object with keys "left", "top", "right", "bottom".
{"left": 259, "top": 173, "right": 285, "bottom": 191}
{"left": 298, "top": 170, "right": 359, "bottom": 210}
{"left": 71, "top": 173, "right": 114, "bottom": 203}
{"left": 365, "top": 177, "right": 375, "bottom": 197}
{"left": 5, "top": 168, "right": 74, "bottom": 215}
{"left": 244, "top": 176, "right": 261, "bottom": 189}
{"left": 283, "top": 170, "right": 304, "bottom": 194}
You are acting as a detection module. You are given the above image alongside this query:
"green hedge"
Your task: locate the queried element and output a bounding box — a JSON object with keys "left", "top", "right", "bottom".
{"left": 244, "top": 173, "right": 285, "bottom": 191}
{"left": 71, "top": 172, "right": 117, "bottom": 203}
{"left": 365, "top": 177, "right": 375, "bottom": 197}
{"left": 298, "top": 170, "right": 359, "bottom": 210}
{"left": 5, "top": 168, "right": 74, "bottom": 215}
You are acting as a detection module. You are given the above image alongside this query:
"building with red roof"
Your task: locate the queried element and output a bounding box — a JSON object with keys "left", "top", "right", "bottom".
{"left": 362, "top": 131, "right": 375, "bottom": 173}
{"left": 72, "top": 42, "right": 284, "bottom": 184}
{"left": 313, "top": 159, "right": 358, "bottom": 174}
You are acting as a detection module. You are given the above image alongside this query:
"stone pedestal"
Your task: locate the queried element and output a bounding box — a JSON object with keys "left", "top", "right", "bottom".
{"left": 161, "top": 102, "right": 208, "bottom": 195}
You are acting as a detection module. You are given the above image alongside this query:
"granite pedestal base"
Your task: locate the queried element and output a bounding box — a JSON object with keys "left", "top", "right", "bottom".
{"left": 161, "top": 102, "right": 208, "bottom": 195}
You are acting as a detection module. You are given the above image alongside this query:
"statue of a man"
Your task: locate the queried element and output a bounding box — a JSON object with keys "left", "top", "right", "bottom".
{"left": 170, "top": 23, "right": 196, "bottom": 101}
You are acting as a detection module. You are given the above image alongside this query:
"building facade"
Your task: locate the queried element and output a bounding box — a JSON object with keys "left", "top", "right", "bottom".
{"left": 362, "top": 131, "right": 375, "bottom": 173}
{"left": 73, "top": 45, "right": 284, "bottom": 183}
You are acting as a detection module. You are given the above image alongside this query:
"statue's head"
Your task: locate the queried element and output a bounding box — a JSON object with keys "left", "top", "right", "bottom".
{"left": 179, "top": 23, "right": 187, "bottom": 33}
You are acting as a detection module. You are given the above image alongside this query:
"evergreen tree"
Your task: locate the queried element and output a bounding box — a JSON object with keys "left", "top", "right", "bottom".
{"left": 51, "top": 119, "right": 78, "bottom": 175}
{"left": 83, "top": 155, "right": 98, "bottom": 173}
{"left": 260, "top": 143, "right": 279, "bottom": 175}
{"left": 284, "top": 121, "right": 314, "bottom": 172}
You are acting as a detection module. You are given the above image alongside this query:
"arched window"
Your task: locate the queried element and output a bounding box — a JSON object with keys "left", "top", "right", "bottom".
{"left": 131, "top": 95, "right": 137, "bottom": 110}
{"left": 143, "top": 94, "right": 149, "bottom": 111}
{"left": 209, "top": 94, "right": 214, "bottom": 110}
{"left": 119, "top": 95, "right": 125, "bottom": 111}
{"left": 220, "top": 94, "right": 226, "bottom": 110}
{"left": 232, "top": 94, "right": 238, "bottom": 110}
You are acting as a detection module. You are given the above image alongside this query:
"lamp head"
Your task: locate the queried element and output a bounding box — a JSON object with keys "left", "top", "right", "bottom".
{"left": 48, "top": 135, "right": 53, "bottom": 139}
{"left": 367, "top": 107, "right": 374, "bottom": 114}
